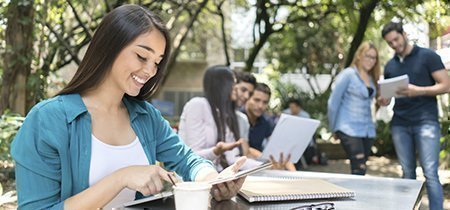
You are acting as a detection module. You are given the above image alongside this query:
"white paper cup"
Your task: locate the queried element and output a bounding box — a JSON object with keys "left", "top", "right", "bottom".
{"left": 173, "top": 182, "right": 212, "bottom": 210}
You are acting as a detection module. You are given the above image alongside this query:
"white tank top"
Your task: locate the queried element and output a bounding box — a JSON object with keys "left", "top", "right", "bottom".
{"left": 89, "top": 134, "right": 149, "bottom": 209}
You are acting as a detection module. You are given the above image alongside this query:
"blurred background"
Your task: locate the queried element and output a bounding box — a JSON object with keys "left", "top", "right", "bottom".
{"left": 1, "top": 0, "right": 450, "bottom": 208}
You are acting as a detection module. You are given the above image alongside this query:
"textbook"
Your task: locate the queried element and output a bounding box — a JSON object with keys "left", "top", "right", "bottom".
{"left": 239, "top": 176, "right": 355, "bottom": 203}
{"left": 261, "top": 114, "right": 320, "bottom": 163}
{"left": 378, "top": 74, "right": 409, "bottom": 98}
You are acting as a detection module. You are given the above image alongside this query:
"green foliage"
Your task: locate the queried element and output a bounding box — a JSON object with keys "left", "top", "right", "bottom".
{"left": 439, "top": 120, "right": 450, "bottom": 169}
{"left": 265, "top": 3, "right": 347, "bottom": 75}
{"left": 421, "top": 1, "right": 450, "bottom": 39}
{"left": 0, "top": 112, "right": 24, "bottom": 162}
{"left": 271, "top": 80, "right": 331, "bottom": 136}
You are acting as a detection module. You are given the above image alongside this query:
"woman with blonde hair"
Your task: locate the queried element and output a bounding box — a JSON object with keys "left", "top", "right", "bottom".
{"left": 327, "top": 42, "right": 380, "bottom": 175}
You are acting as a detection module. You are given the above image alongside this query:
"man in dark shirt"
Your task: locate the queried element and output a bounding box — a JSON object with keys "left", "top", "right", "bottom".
{"left": 244, "top": 83, "right": 274, "bottom": 151}
{"left": 244, "top": 83, "right": 296, "bottom": 171}
{"left": 379, "top": 21, "right": 450, "bottom": 210}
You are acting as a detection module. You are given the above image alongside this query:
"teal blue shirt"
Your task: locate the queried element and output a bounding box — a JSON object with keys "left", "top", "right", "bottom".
{"left": 11, "top": 94, "right": 214, "bottom": 209}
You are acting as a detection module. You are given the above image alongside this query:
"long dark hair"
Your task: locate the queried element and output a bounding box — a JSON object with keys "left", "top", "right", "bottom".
{"left": 203, "top": 65, "right": 240, "bottom": 142}
{"left": 57, "top": 4, "right": 171, "bottom": 100}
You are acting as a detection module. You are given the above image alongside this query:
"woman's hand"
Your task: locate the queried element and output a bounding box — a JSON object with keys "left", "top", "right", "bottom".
{"left": 212, "top": 156, "right": 247, "bottom": 201}
{"left": 238, "top": 138, "right": 250, "bottom": 156}
{"left": 118, "top": 165, "right": 173, "bottom": 196}
{"left": 377, "top": 96, "right": 391, "bottom": 106}
{"left": 213, "top": 141, "right": 242, "bottom": 155}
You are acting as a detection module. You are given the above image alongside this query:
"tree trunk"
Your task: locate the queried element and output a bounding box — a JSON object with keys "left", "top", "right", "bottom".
{"left": 0, "top": 0, "right": 35, "bottom": 115}
{"left": 344, "top": 0, "right": 379, "bottom": 68}
{"left": 244, "top": 31, "right": 272, "bottom": 72}
{"left": 218, "top": 10, "right": 230, "bottom": 66}
{"left": 159, "top": 0, "right": 209, "bottom": 88}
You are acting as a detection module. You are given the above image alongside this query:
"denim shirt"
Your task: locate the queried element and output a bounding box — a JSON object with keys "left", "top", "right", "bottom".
{"left": 327, "top": 67, "right": 376, "bottom": 138}
{"left": 11, "top": 94, "right": 213, "bottom": 210}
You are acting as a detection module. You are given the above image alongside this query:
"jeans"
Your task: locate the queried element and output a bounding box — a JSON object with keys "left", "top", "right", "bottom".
{"left": 336, "top": 131, "right": 374, "bottom": 175}
{"left": 391, "top": 121, "right": 443, "bottom": 210}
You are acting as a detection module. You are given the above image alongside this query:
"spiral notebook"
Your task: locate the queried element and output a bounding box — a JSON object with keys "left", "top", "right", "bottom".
{"left": 239, "top": 176, "right": 355, "bottom": 202}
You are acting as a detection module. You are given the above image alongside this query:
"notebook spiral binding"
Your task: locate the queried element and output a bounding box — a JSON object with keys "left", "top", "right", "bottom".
{"left": 252, "top": 191, "right": 355, "bottom": 202}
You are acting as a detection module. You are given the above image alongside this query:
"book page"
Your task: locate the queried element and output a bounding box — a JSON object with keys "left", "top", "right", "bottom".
{"left": 261, "top": 114, "right": 320, "bottom": 163}
{"left": 378, "top": 74, "right": 409, "bottom": 98}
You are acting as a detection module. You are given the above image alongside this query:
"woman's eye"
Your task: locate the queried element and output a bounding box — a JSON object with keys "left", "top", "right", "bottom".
{"left": 137, "top": 54, "right": 147, "bottom": 62}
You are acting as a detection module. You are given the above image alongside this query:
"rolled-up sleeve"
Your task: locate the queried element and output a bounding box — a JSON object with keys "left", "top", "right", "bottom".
{"left": 151, "top": 105, "right": 214, "bottom": 181}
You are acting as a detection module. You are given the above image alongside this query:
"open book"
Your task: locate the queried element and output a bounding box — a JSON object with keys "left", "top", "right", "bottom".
{"left": 261, "top": 114, "right": 320, "bottom": 163}
{"left": 239, "top": 176, "right": 355, "bottom": 202}
{"left": 378, "top": 74, "right": 409, "bottom": 98}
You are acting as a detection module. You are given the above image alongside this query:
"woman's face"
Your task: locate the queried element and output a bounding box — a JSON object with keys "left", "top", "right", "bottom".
{"left": 360, "top": 48, "right": 377, "bottom": 72}
{"left": 108, "top": 29, "right": 166, "bottom": 97}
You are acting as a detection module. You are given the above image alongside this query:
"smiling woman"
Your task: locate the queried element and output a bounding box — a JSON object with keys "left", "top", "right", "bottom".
{"left": 10, "top": 4, "right": 247, "bottom": 210}
{"left": 109, "top": 30, "right": 166, "bottom": 96}
{"left": 57, "top": 5, "right": 171, "bottom": 100}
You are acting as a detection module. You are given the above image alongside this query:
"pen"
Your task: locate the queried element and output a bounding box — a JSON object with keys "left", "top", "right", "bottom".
{"left": 168, "top": 172, "right": 177, "bottom": 187}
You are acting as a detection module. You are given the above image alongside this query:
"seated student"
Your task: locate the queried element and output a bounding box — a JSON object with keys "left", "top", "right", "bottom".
{"left": 283, "top": 98, "right": 311, "bottom": 118}
{"left": 178, "top": 66, "right": 262, "bottom": 171}
{"left": 283, "top": 98, "right": 321, "bottom": 168}
{"left": 244, "top": 83, "right": 274, "bottom": 152}
{"left": 11, "top": 5, "right": 246, "bottom": 209}
{"left": 232, "top": 71, "right": 257, "bottom": 142}
{"left": 244, "top": 83, "right": 296, "bottom": 171}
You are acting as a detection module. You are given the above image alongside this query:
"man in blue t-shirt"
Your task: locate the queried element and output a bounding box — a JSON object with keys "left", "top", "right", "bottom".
{"left": 378, "top": 21, "right": 450, "bottom": 210}
{"left": 243, "top": 83, "right": 296, "bottom": 171}
{"left": 244, "top": 83, "right": 274, "bottom": 152}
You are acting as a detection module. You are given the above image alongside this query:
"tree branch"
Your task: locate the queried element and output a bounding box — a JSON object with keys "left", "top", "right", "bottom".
{"left": 44, "top": 22, "right": 81, "bottom": 65}
{"left": 158, "top": 0, "right": 209, "bottom": 89}
{"left": 67, "top": 0, "right": 93, "bottom": 40}
{"left": 345, "top": 0, "right": 379, "bottom": 67}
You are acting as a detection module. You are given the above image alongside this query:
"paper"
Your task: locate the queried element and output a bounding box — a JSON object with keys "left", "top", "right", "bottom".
{"left": 378, "top": 74, "right": 409, "bottom": 98}
{"left": 208, "top": 161, "right": 272, "bottom": 185}
{"left": 123, "top": 191, "right": 173, "bottom": 207}
{"left": 261, "top": 114, "right": 320, "bottom": 163}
